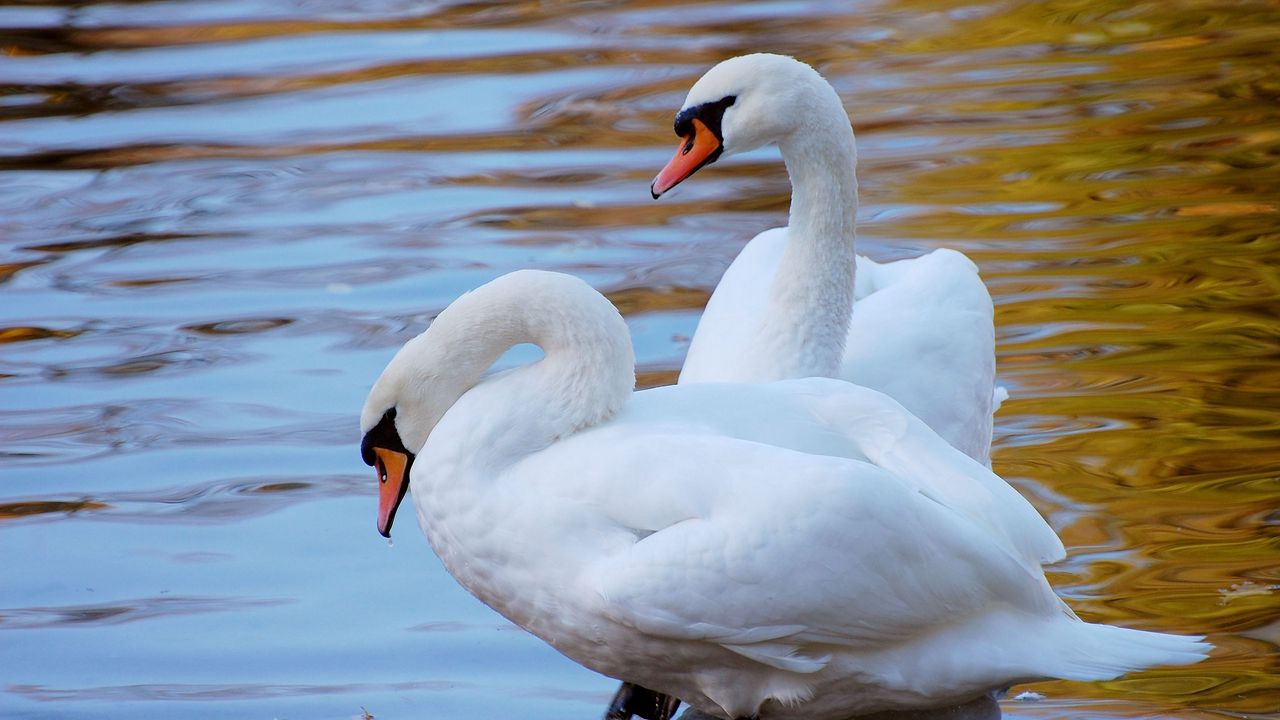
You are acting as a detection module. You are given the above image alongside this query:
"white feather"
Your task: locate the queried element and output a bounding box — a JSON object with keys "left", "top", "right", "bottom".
{"left": 361, "top": 270, "right": 1209, "bottom": 720}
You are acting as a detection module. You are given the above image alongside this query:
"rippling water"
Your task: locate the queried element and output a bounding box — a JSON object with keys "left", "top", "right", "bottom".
{"left": 2, "top": 1, "right": 1277, "bottom": 718}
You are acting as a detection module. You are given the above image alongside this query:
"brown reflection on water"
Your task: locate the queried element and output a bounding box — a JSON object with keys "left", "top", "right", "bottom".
{"left": 0, "top": 499, "right": 109, "bottom": 521}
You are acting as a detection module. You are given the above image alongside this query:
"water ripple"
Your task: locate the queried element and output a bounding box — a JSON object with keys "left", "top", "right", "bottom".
{"left": 0, "top": 595, "right": 290, "bottom": 631}
{"left": 2, "top": 0, "right": 1278, "bottom": 716}
{"left": 0, "top": 473, "right": 364, "bottom": 526}
{"left": 0, "top": 399, "right": 351, "bottom": 464}
{"left": 7, "top": 678, "right": 455, "bottom": 702}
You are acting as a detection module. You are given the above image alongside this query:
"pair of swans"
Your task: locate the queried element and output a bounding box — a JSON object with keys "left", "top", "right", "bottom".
{"left": 359, "top": 54, "right": 1208, "bottom": 720}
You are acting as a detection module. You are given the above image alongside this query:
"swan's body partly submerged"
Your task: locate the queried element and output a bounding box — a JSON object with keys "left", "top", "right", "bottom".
{"left": 652, "top": 54, "right": 998, "bottom": 465}
{"left": 360, "top": 270, "right": 1209, "bottom": 720}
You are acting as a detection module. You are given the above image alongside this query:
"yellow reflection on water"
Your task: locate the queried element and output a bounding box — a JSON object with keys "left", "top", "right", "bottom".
{"left": 864, "top": 1, "right": 1280, "bottom": 714}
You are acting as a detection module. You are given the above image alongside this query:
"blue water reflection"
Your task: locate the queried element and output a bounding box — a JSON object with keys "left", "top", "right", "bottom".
{"left": 2, "top": 0, "right": 1275, "bottom": 718}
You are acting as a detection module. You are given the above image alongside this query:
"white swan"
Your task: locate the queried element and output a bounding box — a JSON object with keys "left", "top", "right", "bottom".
{"left": 652, "top": 54, "right": 999, "bottom": 466}
{"left": 360, "top": 270, "right": 1209, "bottom": 720}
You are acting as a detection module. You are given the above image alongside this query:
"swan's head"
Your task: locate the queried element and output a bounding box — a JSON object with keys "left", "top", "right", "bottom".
{"left": 360, "top": 329, "right": 460, "bottom": 538}
{"left": 359, "top": 270, "right": 635, "bottom": 538}
{"left": 651, "top": 53, "right": 841, "bottom": 198}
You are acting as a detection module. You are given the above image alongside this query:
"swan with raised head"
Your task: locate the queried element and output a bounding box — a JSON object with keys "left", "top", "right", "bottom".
{"left": 359, "top": 270, "right": 1209, "bottom": 720}
{"left": 652, "top": 53, "right": 1000, "bottom": 467}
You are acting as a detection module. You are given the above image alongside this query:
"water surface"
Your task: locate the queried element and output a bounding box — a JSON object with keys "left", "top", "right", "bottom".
{"left": 2, "top": 1, "right": 1278, "bottom": 718}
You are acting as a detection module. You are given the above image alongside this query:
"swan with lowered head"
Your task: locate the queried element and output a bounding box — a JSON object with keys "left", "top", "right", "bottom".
{"left": 652, "top": 53, "right": 1000, "bottom": 466}
{"left": 359, "top": 270, "right": 1209, "bottom": 720}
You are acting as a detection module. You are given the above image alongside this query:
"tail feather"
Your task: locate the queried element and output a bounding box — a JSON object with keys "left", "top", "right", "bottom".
{"left": 991, "top": 385, "right": 1009, "bottom": 412}
{"left": 1048, "top": 622, "right": 1210, "bottom": 681}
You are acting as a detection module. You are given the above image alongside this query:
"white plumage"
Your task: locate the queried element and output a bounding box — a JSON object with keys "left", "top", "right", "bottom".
{"left": 656, "top": 54, "right": 997, "bottom": 465}
{"left": 359, "top": 270, "right": 1209, "bottom": 720}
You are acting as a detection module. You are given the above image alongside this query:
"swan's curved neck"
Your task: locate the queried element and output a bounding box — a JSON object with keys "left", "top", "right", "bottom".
{"left": 388, "top": 273, "right": 634, "bottom": 462}
{"left": 375, "top": 274, "right": 633, "bottom": 628}
{"left": 757, "top": 98, "right": 858, "bottom": 379}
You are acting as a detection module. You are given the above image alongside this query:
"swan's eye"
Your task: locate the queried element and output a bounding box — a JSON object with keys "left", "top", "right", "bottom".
{"left": 673, "top": 95, "right": 737, "bottom": 145}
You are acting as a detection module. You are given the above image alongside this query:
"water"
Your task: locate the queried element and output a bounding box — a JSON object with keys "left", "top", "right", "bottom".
{"left": 2, "top": 1, "right": 1277, "bottom": 718}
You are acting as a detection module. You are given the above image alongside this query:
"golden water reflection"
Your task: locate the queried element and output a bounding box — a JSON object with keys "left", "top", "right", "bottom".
{"left": 1, "top": 0, "right": 1277, "bottom": 718}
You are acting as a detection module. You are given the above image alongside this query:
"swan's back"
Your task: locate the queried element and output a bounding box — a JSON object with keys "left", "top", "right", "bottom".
{"left": 845, "top": 248, "right": 996, "bottom": 463}
{"left": 681, "top": 227, "right": 997, "bottom": 464}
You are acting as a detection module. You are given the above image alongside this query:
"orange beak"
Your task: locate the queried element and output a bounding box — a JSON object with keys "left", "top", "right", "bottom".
{"left": 651, "top": 117, "right": 723, "bottom": 198}
{"left": 374, "top": 447, "right": 411, "bottom": 538}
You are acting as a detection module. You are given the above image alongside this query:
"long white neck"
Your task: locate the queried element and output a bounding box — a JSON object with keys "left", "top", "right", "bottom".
{"left": 381, "top": 271, "right": 635, "bottom": 460}
{"left": 380, "top": 272, "right": 634, "bottom": 626}
{"left": 754, "top": 91, "right": 858, "bottom": 380}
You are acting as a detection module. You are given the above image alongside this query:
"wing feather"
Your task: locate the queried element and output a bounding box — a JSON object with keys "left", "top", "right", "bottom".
{"left": 579, "top": 436, "right": 1054, "bottom": 669}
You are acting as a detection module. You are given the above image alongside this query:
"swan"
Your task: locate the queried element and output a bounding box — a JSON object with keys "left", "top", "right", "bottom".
{"left": 359, "top": 270, "right": 1209, "bottom": 720}
{"left": 652, "top": 53, "right": 999, "bottom": 466}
